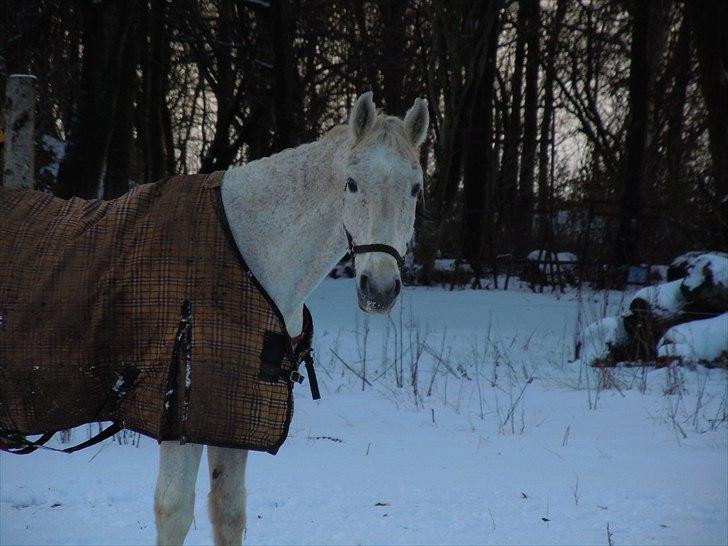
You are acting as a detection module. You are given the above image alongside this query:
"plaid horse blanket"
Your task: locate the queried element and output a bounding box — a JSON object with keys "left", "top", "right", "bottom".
{"left": 0, "top": 172, "right": 312, "bottom": 454}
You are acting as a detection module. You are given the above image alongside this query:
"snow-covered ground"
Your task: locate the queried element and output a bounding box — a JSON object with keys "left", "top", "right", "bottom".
{"left": 2, "top": 279, "right": 726, "bottom": 545}
{"left": 659, "top": 313, "right": 728, "bottom": 364}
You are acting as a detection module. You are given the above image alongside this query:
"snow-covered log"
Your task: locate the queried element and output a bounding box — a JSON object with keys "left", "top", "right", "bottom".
{"left": 614, "top": 280, "right": 688, "bottom": 361}
{"left": 616, "top": 255, "right": 728, "bottom": 363}
{"left": 630, "top": 279, "right": 687, "bottom": 320}
{"left": 680, "top": 253, "right": 728, "bottom": 312}
{"left": 668, "top": 250, "right": 728, "bottom": 282}
{"left": 658, "top": 313, "right": 728, "bottom": 367}
{"left": 2, "top": 74, "right": 36, "bottom": 189}
{"left": 579, "top": 256, "right": 727, "bottom": 366}
{"left": 577, "top": 316, "right": 628, "bottom": 365}
{"left": 668, "top": 251, "right": 705, "bottom": 280}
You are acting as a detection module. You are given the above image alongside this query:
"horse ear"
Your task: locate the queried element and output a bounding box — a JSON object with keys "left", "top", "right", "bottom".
{"left": 403, "top": 98, "right": 429, "bottom": 148}
{"left": 349, "top": 91, "right": 376, "bottom": 141}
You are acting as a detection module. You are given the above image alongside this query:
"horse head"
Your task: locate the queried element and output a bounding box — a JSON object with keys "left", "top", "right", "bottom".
{"left": 339, "top": 92, "right": 429, "bottom": 313}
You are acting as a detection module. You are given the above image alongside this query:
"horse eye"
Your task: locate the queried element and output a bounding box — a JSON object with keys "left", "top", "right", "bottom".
{"left": 346, "top": 178, "right": 358, "bottom": 193}
{"left": 411, "top": 183, "right": 421, "bottom": 197}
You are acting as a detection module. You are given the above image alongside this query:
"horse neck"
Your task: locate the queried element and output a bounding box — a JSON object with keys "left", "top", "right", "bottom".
{"left": 220, "top": 135, "right": 349, "bottom": 336}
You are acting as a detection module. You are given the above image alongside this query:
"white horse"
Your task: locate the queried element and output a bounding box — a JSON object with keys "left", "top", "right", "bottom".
{"left": 154, "top": 92, "right": 429, "bottom": 545}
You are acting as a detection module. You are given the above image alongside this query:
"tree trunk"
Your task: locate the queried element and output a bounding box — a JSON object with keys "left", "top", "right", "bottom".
{"left": 496, "top": 1, "right": 527, "bottom": 254}
{"left": 267, "top": 0, "right": 303, "bottom": 152}
{"left": 353, "top": 2, "right": 383, "bottom": 101}
{"left": 612, "top": 0, "right": 652, "bottom": 281}
{"left": 105, "top": 13, "right": 140, "bottom": 199}
{"left": 537, "top": 0, "right": 566, "bottom": 244}
{"left": 462, "top": 21, "right": 499, "bottom": 281}
{"left": 687, "top": 2, "right": 728, "bottom": 248}
{"left": 55, "top": 0, "right": 137, "bottom": 199}
{"left": 2, "top": 74, "right": 36, "bottom": 189}
{"left": 198, "top": 0, "right": 238, "bottom": 172}
{"left": 665, "top": 9, "right": 690, "bottom": 208}
{"left": 644, "top": 0, "right": 671, "bottom": 196}
{"left": 415, "top": 0, "right": 503, "bottom": 284}
{"left": 516, "top": 0, "right": 540, "bottom": 258}
{"left": 143, "top": 0, "right": 170, "bottom": 182}
{"left": 378, "top": 0, "right": 408, "bottom": 115}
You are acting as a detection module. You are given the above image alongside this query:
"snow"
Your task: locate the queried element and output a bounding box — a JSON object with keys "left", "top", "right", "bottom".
{"left": 40, "top": 135, "right": 66, "bottom": 179}
{"left": 111, "top": 375, "right": 125, "bottom": 393}
{"left": 630, "top": 279, "right": 686, "bottom": 319}
{"left": 658, "top": 313, "right": 728, "bottom": 364}
{"left": 649, "top": 265, "right": 668, "bottom": 283}
{"left": 329, "top": 259, "right": 354, "bottom": 278}
{"left": 682, "top": 253, "right": 728, "bottom": 293}
{"left": 433, "top": 259, "right": 473, "bottom": 272}
{"left": 526, "top": 250, "right": 578, "bottom": 273}
{"left": 577, "top": 316, "right": 627, "bottom": 365}
{"left": 1, "top": 280, "right": 726, "bottom": 545}
{"left": 670, "top": 251, "right": 726, "bottom": 274}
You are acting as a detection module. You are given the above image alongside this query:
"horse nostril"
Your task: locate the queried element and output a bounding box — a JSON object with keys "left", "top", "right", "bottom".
{"left": 392, "top": 279, "right": 402, "bottom": 298}
{"left": 359, "top": 274, "right": 369, "bottom": 292}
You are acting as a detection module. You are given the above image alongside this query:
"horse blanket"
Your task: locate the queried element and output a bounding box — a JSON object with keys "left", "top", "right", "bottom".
{"left": 0, "top": 172, "right": 312, "bottom": 454}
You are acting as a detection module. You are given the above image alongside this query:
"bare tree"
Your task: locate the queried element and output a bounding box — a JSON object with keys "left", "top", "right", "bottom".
{"left": 536, "top": 0, "right": 566, "bottom": 245}
{"left": 687, "top": 1, "right": 728, "bottom": 248}
{"left": 3, "top": 0, "right": 721, "bottom": 273}
{"left": 55, "top": 0, "right": 137, "bottom": 199}
{"left": 265, "top": 0, "right": 304, "bottom": 151}
{"left": 516, "top": 0, "right": 540, "bottom": 257}
{"left": 462, "top": 18, "right": 500, "bottom": 284}
{"left": 416, "top": 0, "right": 503, "bottom": 284}
{"left": 664, "top": 8, "right": 691, "bottom": 209}
{"left": 612, "top": 0, "right": 653, "bottom": 281}
{"left": 496, "top": 2, "right": 527, "bottom": 253}
{"left": 105, "top": 11, "right": 140, "bottom": 198}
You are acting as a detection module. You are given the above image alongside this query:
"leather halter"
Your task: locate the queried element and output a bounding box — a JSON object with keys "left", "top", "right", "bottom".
{"left": 343, "top": 226, "right": 405, "bottom": 269}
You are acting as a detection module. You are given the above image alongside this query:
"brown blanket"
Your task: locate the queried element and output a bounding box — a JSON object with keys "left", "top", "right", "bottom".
{"left": 0, "top": 172, "right": 311, "bottom": 454}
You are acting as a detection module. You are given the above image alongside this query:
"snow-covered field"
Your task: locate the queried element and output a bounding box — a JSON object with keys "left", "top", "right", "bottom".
{"left": 1, "top": 279, "right": 726, "bottom": 545}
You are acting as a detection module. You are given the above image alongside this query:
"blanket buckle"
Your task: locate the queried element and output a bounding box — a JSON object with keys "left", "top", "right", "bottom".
{"left": 289, "top": 370, "right": 305, "bottom": 384}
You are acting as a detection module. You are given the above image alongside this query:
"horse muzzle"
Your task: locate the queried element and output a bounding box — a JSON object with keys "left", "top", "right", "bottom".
{"left": 357, "top": 273, "right": 402, "bottom": 313}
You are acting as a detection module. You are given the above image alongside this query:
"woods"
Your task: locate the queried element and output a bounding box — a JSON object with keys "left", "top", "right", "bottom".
{"left": 1, "top": 0, "right": 725, "bottom": 285}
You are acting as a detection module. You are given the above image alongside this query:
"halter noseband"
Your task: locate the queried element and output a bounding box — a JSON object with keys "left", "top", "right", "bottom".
{"left": 344, "top": 226, "right": 405, "bottom": 269}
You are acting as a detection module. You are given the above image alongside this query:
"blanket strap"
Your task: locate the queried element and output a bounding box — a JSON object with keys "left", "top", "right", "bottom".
{"left": 301, "top": 349, "right": 320, "bottom": 400}
{"left": 0, "top": 431, "right": 55, "bottom": 455}
{"left": 293, "top": 306, "right": 320, "bottom": 400}
{"left": 0, "top": 423, "right": 122, "bottom": 455}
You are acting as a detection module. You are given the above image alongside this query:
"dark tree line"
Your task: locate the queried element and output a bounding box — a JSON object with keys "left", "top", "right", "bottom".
{"left": 1, "top": 0, "right": 726, "bottom": 287}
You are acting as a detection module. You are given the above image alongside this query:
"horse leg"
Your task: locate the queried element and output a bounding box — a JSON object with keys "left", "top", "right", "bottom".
{"left": 155, "top": 441, "right": 204, "bottom": 546}
{"left": 207, "top": 446, "right": 249, "bottom": 546}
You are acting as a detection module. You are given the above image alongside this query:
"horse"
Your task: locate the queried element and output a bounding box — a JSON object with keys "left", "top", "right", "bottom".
{"left": 153, "top": 92, "right": 429, "bottom": 545}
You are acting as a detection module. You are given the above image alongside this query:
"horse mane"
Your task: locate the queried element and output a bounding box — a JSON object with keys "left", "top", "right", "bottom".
{"left": 324, "top": 113, "right": 419, "bottom": 161}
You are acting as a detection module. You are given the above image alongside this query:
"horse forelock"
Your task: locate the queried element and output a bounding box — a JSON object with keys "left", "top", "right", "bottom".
{"left": 324, "top": 114, "right": 419, "bottom": 163}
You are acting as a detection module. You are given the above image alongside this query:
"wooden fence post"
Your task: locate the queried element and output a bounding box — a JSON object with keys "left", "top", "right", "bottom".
{"left": 2, "top": 74, "right": 36, "bottom": 189}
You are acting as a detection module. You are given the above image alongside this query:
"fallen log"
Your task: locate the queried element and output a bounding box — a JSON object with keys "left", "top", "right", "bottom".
{"left": 679, "top": 253, "right": 728, "bottom": 313}
{"left": 579, "top": 252, "right": 727, "bottom": 366}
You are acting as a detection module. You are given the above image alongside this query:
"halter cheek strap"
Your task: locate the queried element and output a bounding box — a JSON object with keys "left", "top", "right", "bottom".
{"left": 344, "top": 226, "right": 405, "bottom": 269}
